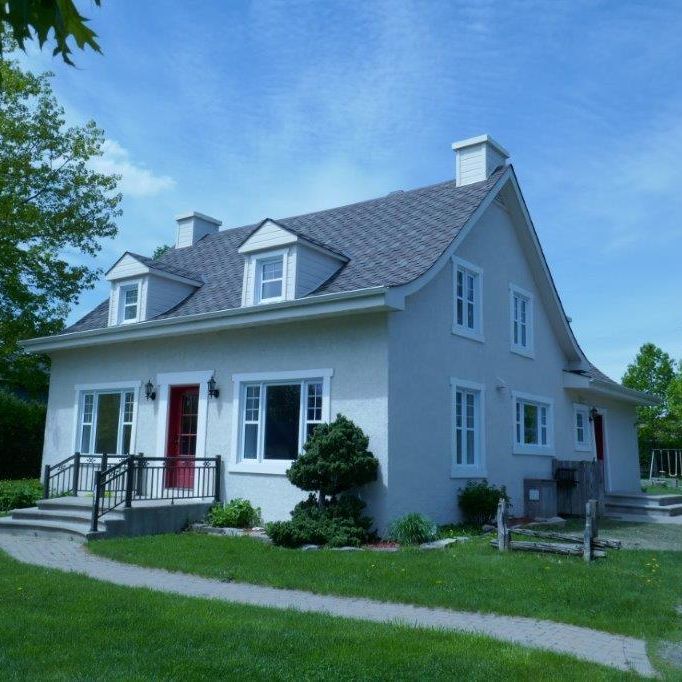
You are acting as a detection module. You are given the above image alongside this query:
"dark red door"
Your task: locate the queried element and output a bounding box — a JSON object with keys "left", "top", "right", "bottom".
{"left": 166, "top": 385, "right": 199, "bottom": 488}
{"left": 593, "top": 413, "right": 605, "bottom": 489}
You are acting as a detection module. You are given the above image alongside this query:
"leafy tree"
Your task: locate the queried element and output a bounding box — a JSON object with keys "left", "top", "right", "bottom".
{"left": 153, "top": 244, "right": 171, "bottom": 260}
{"left": 287, "top": 414, "right": 378, "bottom": 509}
{"left": 622, "top": 343, "right": 680, "bottom": 450}
{"left": 0, "top": 48, "right": 121, "bottom": 395}
{"left": 1, "top": 0, "right": 102, "bottom": 66}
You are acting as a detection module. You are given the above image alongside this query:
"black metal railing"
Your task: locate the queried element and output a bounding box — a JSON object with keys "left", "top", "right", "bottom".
{"left": 90, "top": 455, "right": 222, "bottom": 532}
{"left": 43, "top": 453, "right": 127, "bottom": 499}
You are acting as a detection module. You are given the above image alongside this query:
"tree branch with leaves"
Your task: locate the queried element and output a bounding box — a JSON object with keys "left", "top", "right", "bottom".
{"left": 0, "top": 47, "right": 121, "bottom": 394}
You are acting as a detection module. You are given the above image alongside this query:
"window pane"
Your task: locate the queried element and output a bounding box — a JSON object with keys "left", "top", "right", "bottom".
{"left": 124, "top": 303, "right": 137, "bottom": 320}
{"left": 264, "top": 384, "right": 301, "bottom": 460}
{"left": 244, "top": 424, "right": 258, "bottom": 459}
{"left": 81, "top": 425, "right": 92, "bottom": 453}
{"left": 306, "top": 382, "right": 323, "bottom": 421}
{"left": 456, "top": 298, "right": 463, "bottom": 326}
{"left": 467, "top": 302, "right": 474, "bottom": 329}
{"left": 95, "top": 393, "right": 121, "bottom": 453}
{"left": 262, "top": 259, "right": 283, "bottom": 280}
{"left": 466, "top": 429, "right": 475, "bottom": 465}
{"left": 122, "top": 424, "right": 132, "bottom": 455}
{"left": 123, "top": 392, "right": 134, "bottom": 423}
{"left": 523, "top": 403, "right": 538, "bottom": 445}
{"left": 125, "top": 287, "right": 138, "bottom": 305}
{"left": 456, "top": 428, "right": 462, "bottom": 464}
{"left": 83, "top": 394, "right": 94, "bottom": 423}
{"left": 306, "top": 423, "right": 319, "bottom": 443}
{"left": 261, "top": 279, "right": 282, "bottom": 300}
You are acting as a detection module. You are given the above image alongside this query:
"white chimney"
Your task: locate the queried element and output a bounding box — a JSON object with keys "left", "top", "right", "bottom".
{"left": 452, "top": 134, "right": 509, "bottom": 187}
{"left": 175, "top": 212, "right": 222, "bottom": 248}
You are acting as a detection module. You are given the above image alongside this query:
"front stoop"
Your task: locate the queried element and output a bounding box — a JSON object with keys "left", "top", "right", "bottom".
{"left": 0, "top": 497, "right": 116, "bottom": 542}
{"left": 0, "top": 496, "right": 213, "bottom": 541}
{"left": 604, "top": 492, "right": 682, "bottom": 519}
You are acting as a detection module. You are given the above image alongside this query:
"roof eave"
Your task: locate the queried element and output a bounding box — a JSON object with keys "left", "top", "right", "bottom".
{"left": 20, "top": 286, "right": 396, "bottom": 353}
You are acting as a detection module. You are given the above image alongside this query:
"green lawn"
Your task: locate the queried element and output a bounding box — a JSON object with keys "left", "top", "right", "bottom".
{"left": 90, "top": 532, "right": 682, "bottom": 642}
{"left": 0, "top": 551, "right": 628, "bottom": 681}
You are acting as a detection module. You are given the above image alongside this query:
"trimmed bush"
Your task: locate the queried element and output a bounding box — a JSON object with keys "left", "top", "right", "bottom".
{"left": 458, "top": 480, "right": 510, "bottom": 526}
{"left": 0, "top": 478, "right": 43, "bottom": 514}
{"left": 266, "top": 494, "right": 374, "bottom": 548}
{"left": 287, "top": 414, "right": 378, "bottom": 508}
{"left": 388, "top": 513, "right": 437, "bottom": 545}
{"left": 0, "top": 391, "right": 46, "bottom": 479}
{"left": 208, "top": 498, "right": 261, "bottom": 528}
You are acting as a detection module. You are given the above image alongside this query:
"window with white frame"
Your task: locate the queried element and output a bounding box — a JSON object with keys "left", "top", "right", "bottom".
{"left": 452, "top": 257, "right": 483, "bottom": 340}
{"left": 118, "top": 283, "right": 140, "bottom": 323}
{"left": 451, "top": 378, "right": 485, "bottom": 475}
{"left": 510, "top": 285, "right": 533, "bottom": 355}
{"left": 78, "top": 389, "right": 136, "bottom": 454}
{"left": 513, "top": 392, "right": 553, "bottom": 454}
{"left": 236, "top": 373, "right": 330, "bottom": 464}
{"left": 574, "top": 404, "right": 591, "bottom": 451}
{"left": 256, "top": 256, "right": 284, "bottom": 303}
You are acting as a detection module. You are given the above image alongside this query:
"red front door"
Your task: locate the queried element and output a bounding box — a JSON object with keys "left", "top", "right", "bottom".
{"left": 593, "top": 413, "right": 605, "bottom": 489}
{"left": 166, "top": 385, "right": 199, "bottom": 488}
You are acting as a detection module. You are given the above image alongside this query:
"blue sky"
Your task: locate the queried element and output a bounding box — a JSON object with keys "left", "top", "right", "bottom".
{"left": 18, "top": 0, "right": 682, "bottom": 380}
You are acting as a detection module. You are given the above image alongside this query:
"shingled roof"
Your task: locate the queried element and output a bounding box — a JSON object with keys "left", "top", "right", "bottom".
{"left": 66, "top": 167, "right": 506, "bottom": 334}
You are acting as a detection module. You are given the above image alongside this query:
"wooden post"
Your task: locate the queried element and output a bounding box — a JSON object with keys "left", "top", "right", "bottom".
{"left": 497, "top": 497, "right": 510, "bottom": 552}
{"left": 583, "top": 499, "right": 597, "bottom": 562}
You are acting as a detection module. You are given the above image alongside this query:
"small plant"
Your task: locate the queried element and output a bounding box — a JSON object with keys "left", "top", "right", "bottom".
{"left": 0, "top": 478, "right": 43, "bottom": 514}
{"left": 208, "top": 498, "right": 261, "bottom": 529}
{"left": 387, "top": 513, "right": 438, "bottom": 545}
{"left": 458, "top": 480, "right": 510, "bottom": 526}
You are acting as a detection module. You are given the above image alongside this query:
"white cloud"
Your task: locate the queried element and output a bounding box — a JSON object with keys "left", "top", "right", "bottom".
{"left": 91, "top": 140, "right": 176, "bottom": 197}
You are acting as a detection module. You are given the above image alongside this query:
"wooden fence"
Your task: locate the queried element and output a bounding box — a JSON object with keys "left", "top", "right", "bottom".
{"left": 553, "top": 459, "right": 603, "bottom": 516}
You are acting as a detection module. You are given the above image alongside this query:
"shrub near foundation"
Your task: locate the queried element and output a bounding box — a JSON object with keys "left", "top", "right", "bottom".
{"left": 458, "top": 480, "right": 510, "bottom": 526}
{"left": 267, "top": 415, "right": 379, "bottom": 548}
{"left": 208, "top": 498, "right": 261, "bottom": 529}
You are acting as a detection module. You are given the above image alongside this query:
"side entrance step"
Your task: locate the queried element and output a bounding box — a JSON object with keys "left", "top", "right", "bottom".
{"left": 604, "top": 492, "right": 682, "bottom": 518}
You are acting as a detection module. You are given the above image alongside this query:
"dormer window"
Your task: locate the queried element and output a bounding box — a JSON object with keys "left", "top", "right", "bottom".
{"left": 257, "top": 256, "right": 284, "bottom": 303}
{"left": 119, "top": 283, "right": 140, "bottom": 324}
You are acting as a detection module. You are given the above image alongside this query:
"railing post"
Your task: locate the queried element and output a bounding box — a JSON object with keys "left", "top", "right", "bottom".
{"left": 72, "top": 452, "right": 81, "bottom": 496}
{"left": 214, "top": 455, "right": 222, "bottom": 502}
{"left": 135, "top": 452, "right": 145, "bottom": 497}
{"left": 124, "top": 455, "right": 135, "bottom": 508}
{"left": 43, "top": 464, "right": 51, "bottom": 499}
{"left": 91, "top": 470, "right": 102, "bottom": 532}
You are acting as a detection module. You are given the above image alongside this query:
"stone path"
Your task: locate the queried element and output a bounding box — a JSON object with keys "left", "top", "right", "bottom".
{"left": 0, "top": 536, "right": 656, "bottom": 678}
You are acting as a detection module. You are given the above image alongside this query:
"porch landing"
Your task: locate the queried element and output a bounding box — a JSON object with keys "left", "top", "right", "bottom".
{"left": 0, "top": 496, "right": 213, "bottom": 542}
{"left": 604, "top": 491, "right": 682, "bottom": 520}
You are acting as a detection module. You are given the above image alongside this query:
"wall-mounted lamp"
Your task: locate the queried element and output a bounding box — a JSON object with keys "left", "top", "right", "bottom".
{"left": 208, "top": 375, "right": 220, "bottom": 399}
{"left": 589, "top": 407, "right": 599, "bottom": 422}
{"left": 145, "top": 379, "right": 156, "bottom": 401}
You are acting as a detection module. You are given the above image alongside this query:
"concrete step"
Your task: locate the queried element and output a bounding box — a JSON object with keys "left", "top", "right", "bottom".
{"left": 11, "top": 507, "right": 93, "bottom": 526}
{"left": 0, "top": 517, "right": 106, "bottom": 542}
{"left": 37, "top": 496, "right": 98, "bottom": 512}
{"left": 604, "top": 502, "right": 682, "bottom": 517}
{"left": 606, "top": 492, "right": 682, "bottom": 506}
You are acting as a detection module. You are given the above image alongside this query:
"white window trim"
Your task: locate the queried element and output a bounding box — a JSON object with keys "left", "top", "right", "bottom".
{"left": 72, "top": 381, "right": 141, "bottom": 455}
{"left": 512, "top": 390, "right": 554, "bottom": 456}
{"left": 509, "top": 283, "right": 534, "bottom": 358}
{"left": 154, "top": 370, "right": 213, "bottom": 469}
{"left": 450, "top": 377, "right": 486, "bottom": 478}
{"left": 118, "top": 281, "right": 141, "bottom": 325}
{"left": 229, "top": 369, "right": 333, "bottom": 475}
{"left": 255, "top": 250, "right": 287, "bottom": 304}
{"left": 451, "top": 256, "right": 484, "bottom": 342}
{"left": 573, "top": 403, "right": 592, "bottom": 452}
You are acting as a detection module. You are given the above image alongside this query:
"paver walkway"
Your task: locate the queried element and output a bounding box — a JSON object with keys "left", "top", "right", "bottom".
{"left": 0, "top": 535, "right": 656, "bottom": 678}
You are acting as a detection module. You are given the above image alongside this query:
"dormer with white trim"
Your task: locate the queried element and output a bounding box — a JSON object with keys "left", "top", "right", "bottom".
{"left": 238, "top": 219, "right": 348, "bottom": 306}
{"left": 105, "top": 252, "right": 203, "bottom": 326}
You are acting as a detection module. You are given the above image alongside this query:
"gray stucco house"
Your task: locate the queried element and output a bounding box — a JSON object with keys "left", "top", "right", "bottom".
{"left": 24, "top": 134, "right": 654, "bottom": 532}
